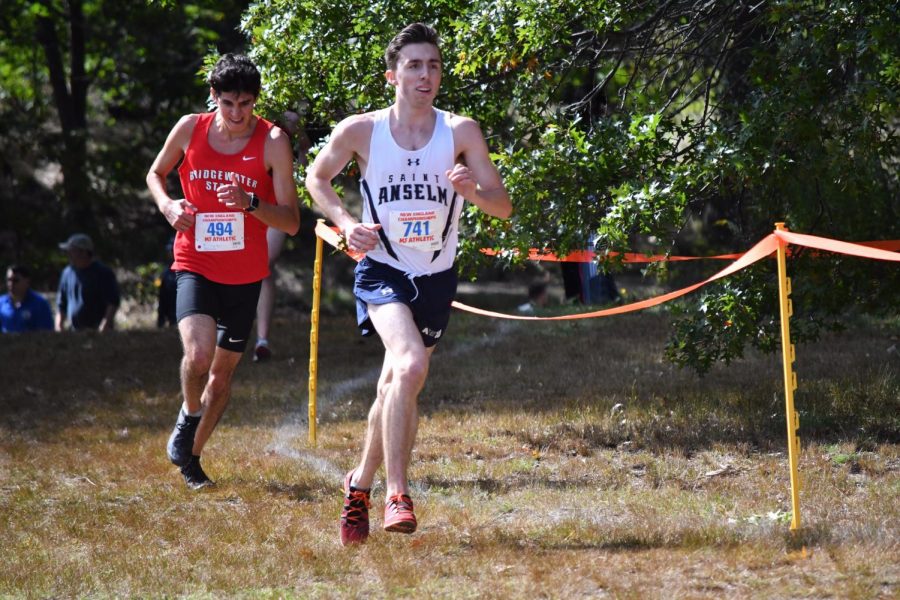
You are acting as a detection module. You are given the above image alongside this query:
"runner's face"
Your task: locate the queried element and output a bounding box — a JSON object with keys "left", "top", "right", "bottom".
{"left": 212, "top": 90, "right": 256, "bottom": 134}
{"left": 388, "top": 43, "right": 442, "bottom": 106}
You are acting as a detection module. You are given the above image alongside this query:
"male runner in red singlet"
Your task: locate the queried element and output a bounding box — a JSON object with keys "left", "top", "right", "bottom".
{"left": 307, "top": 23, "right": 512, "bottom": 544}
{"left": 146, "top": 54, "right": 300, "bottom": 489}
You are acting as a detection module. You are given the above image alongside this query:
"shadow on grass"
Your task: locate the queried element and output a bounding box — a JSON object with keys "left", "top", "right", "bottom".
{"left": 784, "top": 522, "right": 833, "bottom": 550}
{"left": 0, "top": 329, "right": 183, "bottom": 431}
{"left": 0, "top": 318, "right": 322, "bottom": 434}
{"left": 471, "top": 522, "right": 836, "bottom": 553}
{"left": 262, "top": 480, "right": 323, "bottom": 502}
{"left": 474, "top": 528, "right": 745, "bottom": 552}
{"left": 2, "top": 310, "right": 896, "bottom": 453}
{"left": 422, "top": 475, "right": 592, "bottom": 494}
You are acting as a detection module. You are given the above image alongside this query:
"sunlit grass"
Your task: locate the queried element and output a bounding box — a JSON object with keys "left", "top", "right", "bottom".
{"left": 1, "top": 310, "right": 897, "bottom": 597}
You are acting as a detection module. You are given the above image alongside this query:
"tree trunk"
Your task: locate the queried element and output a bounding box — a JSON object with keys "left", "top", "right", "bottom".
{"left": 36, "top": 0, "right": 94, "bottom": 233}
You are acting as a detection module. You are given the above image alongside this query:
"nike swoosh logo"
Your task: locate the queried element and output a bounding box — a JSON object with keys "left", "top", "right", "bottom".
{"left": 228, "top": 337, "right": 245, "bottom": 343}
{"left": 242, "top": 156, "right": 255, "bottom": 161}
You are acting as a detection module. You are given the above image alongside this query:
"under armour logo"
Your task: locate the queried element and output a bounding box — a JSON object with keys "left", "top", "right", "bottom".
{"left": 407, "top": 158, "right": 420, "bottom": 166}
{"left": 421, "top": 327, "right": 443, "bottom": 339}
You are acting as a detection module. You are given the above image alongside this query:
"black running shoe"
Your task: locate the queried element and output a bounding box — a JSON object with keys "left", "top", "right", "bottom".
{"left": 167, "top": 409, "right": 200, "bottom": 467}
{"left": 180, "top": 455, "right": 214, "bottom": 490}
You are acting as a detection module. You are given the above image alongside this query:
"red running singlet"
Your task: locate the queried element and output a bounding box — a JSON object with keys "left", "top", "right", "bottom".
{"left": 173, "top": 112, "right": 276, "bottom": 284}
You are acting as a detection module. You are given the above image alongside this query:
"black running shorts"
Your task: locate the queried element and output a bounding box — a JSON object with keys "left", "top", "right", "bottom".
{"left": 175, "top": 271, "right": 261, "bottom": 353}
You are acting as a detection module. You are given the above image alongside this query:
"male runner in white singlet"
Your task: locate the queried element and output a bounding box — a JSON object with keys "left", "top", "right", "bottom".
{"left": 306, "top": 23, "right": 512, "bottom": 545}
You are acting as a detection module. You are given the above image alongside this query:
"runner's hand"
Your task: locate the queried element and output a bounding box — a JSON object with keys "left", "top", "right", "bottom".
{"left": 165, "top": 199, "right": 198, "bottom": 232}
{"left": 343, "top": 222, "right": 381, "bottom": 253}
{"left": 446, "top": 163, "right": 477, "bottom": 199}
{"left": 219, "top": 173, "right": 249, "bottom": 210}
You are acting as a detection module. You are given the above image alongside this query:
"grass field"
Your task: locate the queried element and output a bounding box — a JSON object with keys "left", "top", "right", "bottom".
{"left": 1, "top": 296, "right": 898, "bottom": 598}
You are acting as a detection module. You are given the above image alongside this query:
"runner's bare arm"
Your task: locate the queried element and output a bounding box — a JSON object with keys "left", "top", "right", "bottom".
{"left": 306, "top": 116, "right": 382, "bottom": 252}
{"left": 146, "top": 114, "right": 198, "bottom": 231}
{"left": 448, "top": 117, "right": 512, "bottom": 219}
{"left": 239, "top": 127, "right": 300, "bottom": 235}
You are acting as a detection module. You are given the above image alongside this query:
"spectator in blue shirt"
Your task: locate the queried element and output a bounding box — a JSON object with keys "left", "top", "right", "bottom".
{"left": 55, "top": 233, "right": 120, "bottom": 332}
{"left": 1, "top": 265, "right": 54, "bottom": 333}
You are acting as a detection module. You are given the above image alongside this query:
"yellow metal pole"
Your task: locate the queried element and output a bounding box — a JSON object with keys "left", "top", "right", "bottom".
{"left": 775, "top": 222, "right": 801, "bottom": 531}
{"left": 308, "top": 221, "right": 325, "bottom": 446}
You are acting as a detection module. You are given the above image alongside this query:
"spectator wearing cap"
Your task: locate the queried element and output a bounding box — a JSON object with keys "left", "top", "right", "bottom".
{"left": 1, "top": 265, "right": 54, "bottom": 333}
{"left": 55, "top": 233, "right": 120, "bottom": 332}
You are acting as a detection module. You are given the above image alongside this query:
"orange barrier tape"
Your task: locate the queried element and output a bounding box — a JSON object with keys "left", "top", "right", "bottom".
{"left": 481, "top": 247, "right": 743, "bottom": 263}
{"left": 314, "top": 222, "right": 898, "bottom": 321}
{"left": 774, "top": 230, "right": 900, "bottom": 262}
{"left": 862, "top": 240, "right": 900, "bottom": 252}
{"left": 318, "top": 222, "right": 899, "bottom": 264}
{"left": 454, "top": 235, "right": 779, "bottom": 320}
{"left": 482, "top": 240, "right": 900, "bottom": 264}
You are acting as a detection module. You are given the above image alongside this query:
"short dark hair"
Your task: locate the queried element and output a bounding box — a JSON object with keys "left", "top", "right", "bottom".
{"left": 7, "top": 265, "right": 31, "bottom": 279}
{"left": 385, "top": 23, "right": 441, "bottom": 70}
{"left": 208, "top": 53, "right": 261, "bottom": 98}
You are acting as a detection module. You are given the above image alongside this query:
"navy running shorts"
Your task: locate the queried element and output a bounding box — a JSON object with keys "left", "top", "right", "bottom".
{"left": 353, "top": 257, "right": 458, "bottom": 348}
{"left": 175, "top": 271, "right": 262, "bottom": 353}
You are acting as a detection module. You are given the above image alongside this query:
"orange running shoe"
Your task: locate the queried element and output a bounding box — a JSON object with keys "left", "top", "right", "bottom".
{"left": 383, "top": 493, "right": 417, "bottom": 534}
{"left": 340, "top": 471, "right": 371, "bottom": 546}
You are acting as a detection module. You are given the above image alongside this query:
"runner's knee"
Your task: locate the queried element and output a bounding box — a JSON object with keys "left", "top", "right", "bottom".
{"left": 393, "top": 354, "right": 429, "bottom": 388}
{"left": 206, "top": 369, "right": 234, "bottom": 397}
{"left": 182, "top": 346, "right": 214, "bottom": 375}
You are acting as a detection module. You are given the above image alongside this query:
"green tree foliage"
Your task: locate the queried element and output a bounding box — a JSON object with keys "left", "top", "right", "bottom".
{"left": 0, "top": 0, "right": 248, "bottom": 270}
{"left": 246, "top": 0, "right": 898, "bottom": 373}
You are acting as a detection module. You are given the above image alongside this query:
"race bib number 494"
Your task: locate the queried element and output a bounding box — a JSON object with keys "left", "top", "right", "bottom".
{"left": 388, "top": 210, "right": 442, "bottom": 252}
{"left": 195, "top": 212, "right": 245, "bottom": 252}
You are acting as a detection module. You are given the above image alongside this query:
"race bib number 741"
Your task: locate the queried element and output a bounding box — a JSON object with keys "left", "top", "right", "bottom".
{"left": 388, "top": 209, "right": 442, "bottom": 252}
{"left": 195, "top": 212, "right": 245, "bottom": 252}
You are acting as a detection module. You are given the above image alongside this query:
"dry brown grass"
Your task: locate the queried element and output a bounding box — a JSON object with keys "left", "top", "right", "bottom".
{"left": 1, "top": 302, "right": 898, "bottom": 598}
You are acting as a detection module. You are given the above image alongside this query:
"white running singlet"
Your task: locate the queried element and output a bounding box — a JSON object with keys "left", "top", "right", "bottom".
{"left": 360, "top": 107, "right": 462, "bottom": 276}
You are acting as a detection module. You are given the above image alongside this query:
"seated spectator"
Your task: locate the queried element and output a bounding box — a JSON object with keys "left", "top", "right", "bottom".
{"left": 56, "top": 233, "right": 120, "bottom": 332}
{"left": 1, "top": 265, "right": 54, "bottom": 333}
{"left": 517, "top": 280, "right": 549, "bottom": 314}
